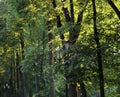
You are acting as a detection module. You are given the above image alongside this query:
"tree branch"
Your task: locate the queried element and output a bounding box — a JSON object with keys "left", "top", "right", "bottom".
{"left": 69, "top": 11, "right": 83, "bottom": 44}
{"left": 70, "top": 0, "right": 74, "bottom": 22}
{"left": 56, "top": 16, "right": 62, "bottom": 27}
{"left": 62, "top": 7, "right": 71, "bottom": 22}
{"left": 52, "top": 0, "right": 57, "bottom": 8}
{"left": 52, "top": 0, "right": 63, "bottom": 40}
{"left": 77, "top": 11, "right": 83, "bottom": 24}
{"left": 107, "top": 0, "right": 120, "bottom": 19}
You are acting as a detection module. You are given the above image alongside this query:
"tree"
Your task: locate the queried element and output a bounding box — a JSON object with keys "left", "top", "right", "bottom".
{"left": 92, "top": 0, "right": 105, "bottom": 96}
{"left": 51, "top": 0, "right": 88, "bottom": 96}
{"left": 0, "top": 0, "right": 120, "bottom": 97}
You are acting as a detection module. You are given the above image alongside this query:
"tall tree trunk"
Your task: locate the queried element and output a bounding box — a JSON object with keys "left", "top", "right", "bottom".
{"left": 16, "top": 51, "right": 20, "bottom": 91}
{"left": 41, "top": 32, "right": 46, "bottom": 97}
{"left": 18, "top": 46, "right": 23, "bottom": 97}
{"left": 107, "top": 0, "right": 120, "bottom": 19}
{"left": 13, "top": 52, "right": 16, "bottom": 97}
{"left": 21, "top": 73, "right": 27, "bottom": 97}
{"left": 79, "top": 81, "right": 87, "bottom": 97}
{"left": 68, "top": 83, "right": 77, "bottom": 97}
{"left": 67, "top": 1, "right": 78, "bottom": 96}
{"left": 20, "top": 32, "right": 28, "bottom": 97}
{"left": 35, "top": 75, "right": 39, "bottom": 97}
{"left": 92, "top": 0, "right": 105, "bottom": 97}
{"left": 10, "top": 62, "right": 14, "bottom": 97}
{"left": 49, "top": 33, "right": 55, "bottom": 97}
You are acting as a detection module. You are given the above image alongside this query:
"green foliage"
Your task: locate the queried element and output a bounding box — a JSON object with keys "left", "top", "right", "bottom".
{"left": 0, "top": 0, "right": 120, "bottom": 97}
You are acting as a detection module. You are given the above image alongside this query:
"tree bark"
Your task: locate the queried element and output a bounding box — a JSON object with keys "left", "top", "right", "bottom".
{"left": 92, "top": 0, "right": 105, "bottom": 97}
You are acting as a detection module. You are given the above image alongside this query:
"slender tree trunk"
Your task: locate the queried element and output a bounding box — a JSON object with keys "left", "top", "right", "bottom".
{"left": 18, "top": 46, "right": 23, "bottom": 97}
{"left": 10, "top": 62, "right": 13, "bottom": 97}
{"left": 92, "top": 0, "right": 105, "bottom": 97}
{"left": 21, "top": 73, "right": 27, "bottom": 97}
{"left": 35, "top": 75, "right": 39, "bottom": 97}
{"left": 16, "top": 51, "right": 20, "bottom": 91}
{"left": 41, "top": 32, "right": 46, "bottom": 97}
{"left": 20, "top": 32, "right": 28, "bottom": 97}
{"left": 68, "top": 1, "right": 78, "bottom": 97}
{"left": 49, "top": 33, "right": 55, "bottom": 97}
{"left": 107, "top": 0, "right": 120, "bottom": 19}
{"left": 13, "top": 52, "right": 16, "bottom": 97}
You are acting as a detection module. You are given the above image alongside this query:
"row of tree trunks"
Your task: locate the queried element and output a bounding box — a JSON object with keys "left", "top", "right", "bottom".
{"left": 9, "top": 51, "right": 21, "bottom": 97}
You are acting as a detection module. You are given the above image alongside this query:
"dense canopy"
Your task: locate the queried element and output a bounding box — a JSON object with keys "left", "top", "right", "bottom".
{"left": 0, "top": 0, "right": 120, "bottom": 97}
